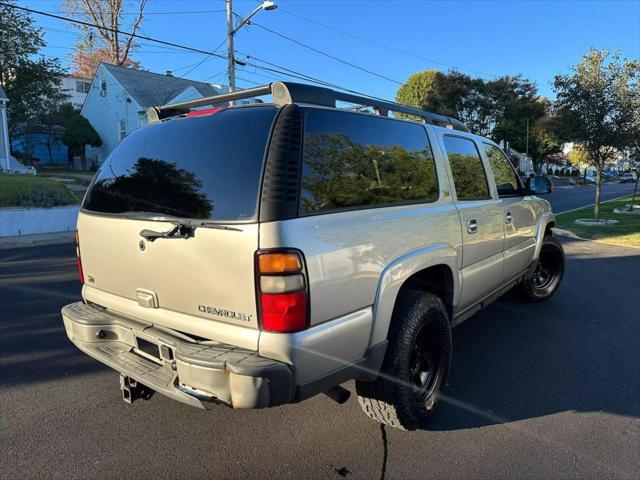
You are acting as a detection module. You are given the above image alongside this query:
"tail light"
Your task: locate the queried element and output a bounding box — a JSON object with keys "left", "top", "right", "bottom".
{"left": 256, "top": 250, "right": 309, "bottom": 333}
{"left": 75, "top": 231, "right": 84, "bottom": 285}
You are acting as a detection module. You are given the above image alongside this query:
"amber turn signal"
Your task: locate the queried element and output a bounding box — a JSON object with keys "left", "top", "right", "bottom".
{"left": 258, "top": 252, "right": 302, "bottom": 274}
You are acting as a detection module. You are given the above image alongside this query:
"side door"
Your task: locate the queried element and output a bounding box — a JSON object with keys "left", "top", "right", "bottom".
{"left": 482, "top": 143, "right": 537, "bottom": 281}
{"left": 440, "top": 134, "right": 505, "bottom": 310}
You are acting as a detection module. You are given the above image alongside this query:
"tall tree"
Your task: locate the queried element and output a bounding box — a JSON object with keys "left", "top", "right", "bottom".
{"left": 554, "top": 49, "right": 639, "bottom": 221}
{"left": 0, "top": 1, "right": 68, "bottom": 141}
{"left": 65, "top": 0, "right": 148, "bottom": 77}
{"left": 395, "top": 69, "right": 546, "bottom": 150}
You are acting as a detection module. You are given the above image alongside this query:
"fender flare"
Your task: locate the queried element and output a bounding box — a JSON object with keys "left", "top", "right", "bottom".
{"left": 368, "top": 243, "right": 459, "bottom": 348}
{"left": 532, "top": 211, "right": 556, "bottom": 263}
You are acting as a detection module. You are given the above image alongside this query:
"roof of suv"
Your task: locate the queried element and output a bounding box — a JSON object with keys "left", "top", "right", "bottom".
{"left": 146, "top": 81, "right": 470, "bottom": 133}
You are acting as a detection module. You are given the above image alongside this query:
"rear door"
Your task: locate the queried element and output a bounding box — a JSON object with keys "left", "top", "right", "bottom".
{"left": 482, "top": 142, "right": 537, "bottom": 281}
{"left": 78, "top": 106, "right": 278, "bottom": 340}
{"left": 440, "top": 134, "right": 505, "bottom": 309}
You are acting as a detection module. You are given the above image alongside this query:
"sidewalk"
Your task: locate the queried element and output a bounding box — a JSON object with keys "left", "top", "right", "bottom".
{"left": 0, "top": 231, "right": 75, "bottom": 250}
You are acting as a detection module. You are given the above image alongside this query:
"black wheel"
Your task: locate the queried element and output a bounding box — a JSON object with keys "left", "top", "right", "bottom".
{"left": 356, "top": 290, "right": 452, "bottom": 430}
{"left": 516, "top": 235, "right": 565, "bottom": 302}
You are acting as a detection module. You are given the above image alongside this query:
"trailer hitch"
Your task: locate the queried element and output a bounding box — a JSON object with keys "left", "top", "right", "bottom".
{"left": 120, "top": 375, "right": 155, "bottom": 404}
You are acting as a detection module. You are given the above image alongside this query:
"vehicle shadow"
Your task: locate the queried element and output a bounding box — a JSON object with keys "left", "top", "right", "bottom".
{"left": 427, "top": 238, "right": 640, "bottom": 431}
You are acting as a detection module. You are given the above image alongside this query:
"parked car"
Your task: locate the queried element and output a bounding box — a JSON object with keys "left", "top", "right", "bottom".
{"left": 61, "top": 82, "right": 564, "bottom": 431}
{"left": 620, "top": 172, "right": 638, "bottom": 183}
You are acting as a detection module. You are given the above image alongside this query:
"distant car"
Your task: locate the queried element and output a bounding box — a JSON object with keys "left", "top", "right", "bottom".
{"left": 620, "top": 172, "right": 637, "bottom": 183}
{"left": 585, "top": 174, "right": 596, "bottom": 184}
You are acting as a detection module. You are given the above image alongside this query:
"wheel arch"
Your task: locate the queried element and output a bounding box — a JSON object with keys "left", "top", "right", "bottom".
{"left": 369, "top": 244, "right": 459, "bottom": 348}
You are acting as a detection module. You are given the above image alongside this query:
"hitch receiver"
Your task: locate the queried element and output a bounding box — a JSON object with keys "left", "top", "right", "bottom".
{"left": 120, "top": 375, "right": 155, "bottom": 404}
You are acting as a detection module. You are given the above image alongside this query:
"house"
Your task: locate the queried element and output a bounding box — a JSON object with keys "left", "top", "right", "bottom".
{"left": 82, "top": 63, "right": 221, "bottom": 166}
{"left": 60, "top": 75, "right": 92, "bottom": 108}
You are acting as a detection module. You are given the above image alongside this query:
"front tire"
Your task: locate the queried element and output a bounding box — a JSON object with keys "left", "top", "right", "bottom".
{"left": 356, "top": 291, "right": 452, "bottom": 431}
{"left": 516, "top": 235, "right": 565, "bottom": 302}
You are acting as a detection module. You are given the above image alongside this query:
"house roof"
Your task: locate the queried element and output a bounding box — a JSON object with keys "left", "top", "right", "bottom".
{"left": 0, "top": 85, "right": 7, "bottom": 101}
{"left": 101, "top": 63, "right": 219, "bottom": 108}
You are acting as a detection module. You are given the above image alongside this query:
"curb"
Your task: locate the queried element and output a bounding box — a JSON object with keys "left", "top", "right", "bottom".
{"left": 0, "top": 231, "right": 75, "bottom": 250}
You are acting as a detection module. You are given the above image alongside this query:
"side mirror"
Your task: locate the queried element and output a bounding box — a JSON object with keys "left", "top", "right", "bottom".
{"left": 526, "top": 176, "right": 553, "bottom": 195}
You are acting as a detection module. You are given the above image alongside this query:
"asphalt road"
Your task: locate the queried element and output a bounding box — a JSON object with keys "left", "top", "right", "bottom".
{"left": 1, "top": 237, "right": 639, "bottom": 479}
{"left": 545, "top": 182, "right": 637, "bottom": 213}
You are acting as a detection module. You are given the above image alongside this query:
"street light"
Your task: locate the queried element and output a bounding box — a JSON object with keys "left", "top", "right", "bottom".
{"left": 226, "top": 0, "right": 277, "bottom": 99}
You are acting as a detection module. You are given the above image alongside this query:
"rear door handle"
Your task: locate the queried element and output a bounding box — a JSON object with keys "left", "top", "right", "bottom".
{"left": 466, "top": 218, "right": 478, "bottom": 234}
{"left": 505, "top": 211, "right": 513, "bottom": 224}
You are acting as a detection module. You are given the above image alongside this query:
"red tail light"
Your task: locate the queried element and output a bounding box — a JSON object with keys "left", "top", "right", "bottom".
{"left": 75, "top": 232, "right": 84, "bottom": 285}
{"left": 256, "top": 251, "right": 309, "bottom": 333}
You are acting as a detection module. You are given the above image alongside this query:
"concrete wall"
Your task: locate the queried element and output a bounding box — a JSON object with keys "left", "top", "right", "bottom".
{"left": 0, "top": 206, "right": 79, "bottom": 237}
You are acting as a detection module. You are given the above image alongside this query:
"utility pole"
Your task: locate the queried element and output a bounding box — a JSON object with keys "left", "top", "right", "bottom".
{"left": 526, "top": 118, "right": 530, "bottom": 173}
{"left": 226, "top": 0, "right": 235, "bottom": 95}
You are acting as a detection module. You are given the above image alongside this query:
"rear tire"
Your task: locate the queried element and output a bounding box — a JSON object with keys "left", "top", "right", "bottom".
{"left": 356, "top": 290, "right": 452, "bottom": 431}
{"left": 515, "top": 235, "right": 565, "bottom": 302}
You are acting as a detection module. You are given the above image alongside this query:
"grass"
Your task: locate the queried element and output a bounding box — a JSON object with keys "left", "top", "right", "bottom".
{"left": 0, "top": 173, "right": 78, "bottom": 207}
{"left": 555, "top": 196, "right": 640, "bottom": 248}
{"left": 37, "top": 166, "right": 96, "bottom": 185}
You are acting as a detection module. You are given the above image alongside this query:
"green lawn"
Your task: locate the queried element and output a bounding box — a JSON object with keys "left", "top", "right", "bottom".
{"left": 555, "top": 196, "right": 640, "bottom": 248}
{"left": 37, "top": 166, "right": 96, "bottom": 185}
{"left": 0, "top": 173, "right": 78, "bottom": 207}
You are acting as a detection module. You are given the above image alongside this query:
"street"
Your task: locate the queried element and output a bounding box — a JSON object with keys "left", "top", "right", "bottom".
{"left": 545, "top": 182, "right": 637, "bottom": 213}
{"left": 1, "top": 232, "right": 639, "bottom": 478}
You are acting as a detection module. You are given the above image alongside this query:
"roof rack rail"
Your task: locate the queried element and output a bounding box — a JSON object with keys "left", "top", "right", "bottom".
{"left": 147, "top": 81, "right": 469, "bottom": 132}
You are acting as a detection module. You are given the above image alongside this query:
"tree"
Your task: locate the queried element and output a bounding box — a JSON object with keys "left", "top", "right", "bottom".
{"left": 554, "top": 49, "right": 639, "bottom": 221}
{"left": 567, "top": 145, "right": 591, "bottom": 175}
{"left": 32, "top": 103, "right": 79, "bottom": 164}
{"left": 395, "top": 69, "right": 547, "bottom": 151}
{"left": 65, "top": 0, "right": 148, "bottom": 78}
{"left": 62, "top": 114, "right": 102, "bottom": 170}
{"left": 527, "top": 106, "right": 562, "bottom": 174}
{"left": 0, "top": 1, "right": 67, "bottom": 139}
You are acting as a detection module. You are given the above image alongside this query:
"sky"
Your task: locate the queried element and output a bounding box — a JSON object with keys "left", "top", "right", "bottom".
{"left": 20, "top": 0, "right": 640, "bottom": 102}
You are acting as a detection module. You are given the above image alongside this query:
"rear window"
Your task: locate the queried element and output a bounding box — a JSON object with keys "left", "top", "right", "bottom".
{"left": 82, "top": 107, "right": 277, "bottom": 222}
{"left": 300, "top": 109, "right": 437, "bottom": 215}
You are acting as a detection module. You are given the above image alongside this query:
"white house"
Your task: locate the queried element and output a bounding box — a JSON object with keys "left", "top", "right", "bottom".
{"left": 60, "top": 75, "right": 92, "bottom": 108}
{"left": 82, "top": 63, "right": 221, "bottom": 166}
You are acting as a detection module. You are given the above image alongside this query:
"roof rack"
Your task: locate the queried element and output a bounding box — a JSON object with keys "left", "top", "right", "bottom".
{"left": 146, "top": 81, "right": 469, "bottom": 132}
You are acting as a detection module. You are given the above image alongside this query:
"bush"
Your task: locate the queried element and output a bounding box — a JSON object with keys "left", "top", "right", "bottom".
{"left": 15, "top": 186, "right": 76, "bottom": 208}
{"left": 547, "top": 167, "right": 554, "bottom": 175}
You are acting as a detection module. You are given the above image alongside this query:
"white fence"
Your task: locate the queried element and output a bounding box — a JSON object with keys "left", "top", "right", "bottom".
{"left": 0, "top": 205, "right": 79, "bottom": 237}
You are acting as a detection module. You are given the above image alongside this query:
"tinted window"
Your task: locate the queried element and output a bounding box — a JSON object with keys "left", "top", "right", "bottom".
{"left": 300, "top": 110, "right": 437, "bottom": 214}
{"left": 83, "top": 107, "right": 276, "bottom": 221}
{"left": 484, "top": 143, "right": 521, "bottom": 196}
{"left": 443, "top": 136, "right": 490, "bottom": 200}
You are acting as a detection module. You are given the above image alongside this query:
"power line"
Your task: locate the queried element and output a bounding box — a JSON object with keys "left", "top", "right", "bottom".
{"left": 250, "top": 22, "right": 404, "bottom": 86}
{"left": 277, "top": 7, "right": 498, "bottom": 79}
{"left": 2, "top": 3, "right": 229, "bottom": 63}
{"left": 4, "top": 1, "right": 406, "bottom": 106}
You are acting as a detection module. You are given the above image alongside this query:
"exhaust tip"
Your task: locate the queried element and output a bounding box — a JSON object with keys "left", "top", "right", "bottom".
{"left": 324, "top": 385, "right": 351, "bottom": 404}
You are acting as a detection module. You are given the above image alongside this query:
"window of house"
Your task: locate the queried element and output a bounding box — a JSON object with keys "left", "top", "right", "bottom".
{"left": 76, "top": 81, "right": 91, "bottom": 93}
{"left": 483, "top": 143, "right": 522, "bottom": 196}
{"left": 443, "top": 136, "right": 491, "bottom": 201}
{"left": 100, "top": 80, "right": 107, "bottom": 96}
{"left": 118, "top": 120, "right": 127, "bottom": 141}
{"left": 299, "top": 109, "right": 438, "bottom": 215}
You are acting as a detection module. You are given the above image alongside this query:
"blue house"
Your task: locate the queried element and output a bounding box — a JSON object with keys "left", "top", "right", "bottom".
{"left": 82, "top": 63, "right": 221, "bottom": 167}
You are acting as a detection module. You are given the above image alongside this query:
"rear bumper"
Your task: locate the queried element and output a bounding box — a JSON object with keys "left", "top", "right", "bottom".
{"left": 61, "top": 302, "right": 294, "bottom": 409}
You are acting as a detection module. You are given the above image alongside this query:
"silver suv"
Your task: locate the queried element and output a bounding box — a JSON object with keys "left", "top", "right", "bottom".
{"left": 61, "top": 82, "right": 564, "bottom": 430}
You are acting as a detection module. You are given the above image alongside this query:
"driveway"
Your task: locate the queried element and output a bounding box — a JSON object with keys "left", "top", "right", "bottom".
{"left": 0, "top": 239, "right": 639, "bottom": 479}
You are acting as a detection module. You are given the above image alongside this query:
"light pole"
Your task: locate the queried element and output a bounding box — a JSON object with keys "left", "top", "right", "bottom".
{"left": 226, "top": 0, "right": 277, "bottom": 97}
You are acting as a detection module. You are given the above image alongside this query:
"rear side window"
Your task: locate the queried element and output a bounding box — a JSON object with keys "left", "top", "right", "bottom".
{"left": 300, "top": 110, "right": 438, "bottom": 214}
{"left": 483, "top": 143, "right": 521, "bottom": 196}
{"left": 443, "top": 136, "right": 490, "bottom": 201}
{"left": 83, "top": 107, "right": 277, "bottom": 221}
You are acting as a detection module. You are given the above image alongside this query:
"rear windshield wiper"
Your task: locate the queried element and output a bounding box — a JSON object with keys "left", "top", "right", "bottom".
{"left": 139, "top": 220, "right": 241, "bottom": 242}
